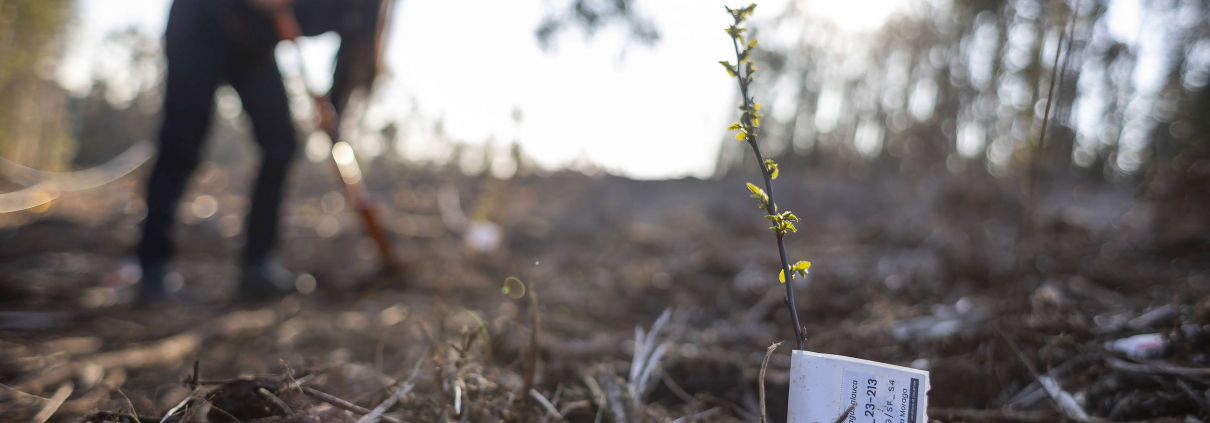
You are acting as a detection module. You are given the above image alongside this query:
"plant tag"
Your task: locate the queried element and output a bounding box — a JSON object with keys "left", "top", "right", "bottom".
{"left": 787, "top": 350, "right": 929, "bottom": 423}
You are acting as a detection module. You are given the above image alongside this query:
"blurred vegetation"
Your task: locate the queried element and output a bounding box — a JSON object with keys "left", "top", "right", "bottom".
{"left": 0, "top": 0, "right": 75, "bottom": 172}
{"left": 716, "top": 0, "right": 1210, "bottom": 185}
{"left": 0, "top": 0, "right": 72, "bottom": 91}
{"left": 68, "top": 29, "right": 163, "bottom": 167}
{"left": 535, "top": 0, "right": 660, "bottom": 51}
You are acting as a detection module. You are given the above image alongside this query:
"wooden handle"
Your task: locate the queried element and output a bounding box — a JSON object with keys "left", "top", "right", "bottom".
{"left": 267, "top": 1, "right": 403, "bottom": 281}
{"left": 312, "top": 96, "right": 339, "bottom": 139}
{"left": 271, "top": 7, "right": 302, "bottom": 41}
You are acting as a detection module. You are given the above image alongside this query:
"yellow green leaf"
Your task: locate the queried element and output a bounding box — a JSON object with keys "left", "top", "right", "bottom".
{"left": 728, "top": 123, "right": 741, "bottom": 131}
{"left": 771, "top": 167, "right": 779, "bottom": 179}
{"left": 719, "top": 61, "right": 736, "bottom": 77}
{"left": 736, "top": 131, "right": 747, "bottom": 140}
{"left": 793, "top": 261, "right": 811, "bottom": 272}
{"left": 746, "top": 182, "right": 761, "bottom": 194}
{"left": 749, "top": 39, "right": 758, "bottom": 48}
{"left": 779, "top": 269, "right": 786, "bottom": 283}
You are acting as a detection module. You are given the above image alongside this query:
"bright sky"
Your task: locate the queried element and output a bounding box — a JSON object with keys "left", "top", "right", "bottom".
{"left": 57, "top": 0, "right": 920, "bottom": 180}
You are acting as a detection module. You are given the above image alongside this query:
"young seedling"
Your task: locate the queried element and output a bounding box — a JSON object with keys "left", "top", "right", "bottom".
{"left": 501, "top": 277, "right": 540, "bottom": 405}
{"left": 721, "top": 3, "right": 810, "bottom": 350}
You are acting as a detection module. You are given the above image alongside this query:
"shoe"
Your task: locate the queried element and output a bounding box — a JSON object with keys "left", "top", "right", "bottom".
{"left": 134, "top": 261, "right": 198, "bottom": 307}
{"left": 238, "top": 255, "right": 297, "bottom": 302}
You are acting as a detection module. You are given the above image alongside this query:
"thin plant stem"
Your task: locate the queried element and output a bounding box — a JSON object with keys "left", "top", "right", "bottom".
{"left": 1020, "top": 0, "right": 1075, "bottom": 268}
{"left": 727, "top": 13, "right": 805, "bottom": 351}
{"left": 1028, "top": 1, "right": 1074, "bottom": 221}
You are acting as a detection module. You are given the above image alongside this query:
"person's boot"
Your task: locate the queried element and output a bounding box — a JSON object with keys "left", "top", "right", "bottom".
{"left": 135, "top": 260, "right": 189, "bottom": 307}
{"left": 238, "top": 254, "right": 297, "bottom": 302}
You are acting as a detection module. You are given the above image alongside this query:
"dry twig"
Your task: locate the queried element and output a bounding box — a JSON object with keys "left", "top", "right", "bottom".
{"left": 1105, "top": 357, "right": 1210, "bottom": 378}
{"left": 158, "top": 386, "right": 201, "bottom": 423}
{"left": 597, "top": 366, "right": 633, "bottom": 423}
{"left": 301, "top": 386, "right": 368, "bottom": 413}
{"left": 582, "top": 373, "right": 607, "bottom": 423}
{"left": 257, "top": 387, "right": 295, "bottom": 417}
{"left": 531, "top": 389, "right": 563, "bottom": 421}
{"left": 671, "top": 407, "right": 719, "bottom": 423}
{"left": 659, "top": 371, "right": 697, "bottom": 407}
{"left": 758, "top": 341, "right": 781, "bottom": 423}
{"left": 999, "top": 329, "right": 1091, "bottom": 422}
{"left": 356, "top": 347, "right": 427, "bottom": 423}
{"left": 297, "top": 383, "right": 403, "bottom": 423}
{"left": 59, "top": 369, "right": 127, "bottom": 416}
{"left": 558, "top": 400, "right": 591, "bottom": 416}
{"left": 31, "top": 382, "right": 73, "bottom": 423}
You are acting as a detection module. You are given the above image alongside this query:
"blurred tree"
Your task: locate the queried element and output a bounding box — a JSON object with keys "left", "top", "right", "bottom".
{"left": 711, "top": 0, "right": 1167, "bottom": 183}
{"left": 701, "top": 0, "right": 1210, "bottom": 243}
{"left": 535, "top": 0, "right": 659, "bottom": 51}
{"left": 0, "top": 0, "right": 76, "bottom": 172}
{"left": 70, "top": 29, "right": 163, "bottom": 167}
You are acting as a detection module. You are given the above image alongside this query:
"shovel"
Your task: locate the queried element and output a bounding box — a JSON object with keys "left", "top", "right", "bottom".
{"left": 268, "top": 5, "right": 403, "bottom": 285}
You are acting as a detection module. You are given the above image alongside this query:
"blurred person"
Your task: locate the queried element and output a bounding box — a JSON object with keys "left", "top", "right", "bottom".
{"left": 137, "top": 0, "right": 389, "bottom": 304}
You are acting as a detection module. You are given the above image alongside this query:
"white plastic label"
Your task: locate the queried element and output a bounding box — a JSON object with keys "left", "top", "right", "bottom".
{"left": 787, "top": 350, "right": 929, "bottom": 423}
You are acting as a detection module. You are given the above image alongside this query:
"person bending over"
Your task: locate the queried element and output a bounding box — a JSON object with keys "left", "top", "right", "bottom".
{"left": 137, "top": 0, "right": 388, "bottom": 304}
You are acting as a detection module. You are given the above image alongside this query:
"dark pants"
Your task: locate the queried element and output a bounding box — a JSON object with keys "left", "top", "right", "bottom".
{"left": 138, "top": 0, "right": 296, "bottom": 268}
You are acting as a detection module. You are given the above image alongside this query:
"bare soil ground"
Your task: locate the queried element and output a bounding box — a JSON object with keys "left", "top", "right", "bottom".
{"left": 1, "top": 162, "right": 1208, "bottom": 423}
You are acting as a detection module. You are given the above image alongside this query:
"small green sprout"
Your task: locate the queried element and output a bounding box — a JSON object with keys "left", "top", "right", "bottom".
{"left": 765, "top": 210, "right": 798, "bottom": 236}
{"left": 450, "top": 308, "right": 489, "bottom": 357}
{"left": 763, "top": 159, "right": 779, "bottom": 179}
{"left": 746, "top": 182, "right": 769, "bottom": 208}
{"left": 501, "top": 276, "right": 541, "bottom": 404}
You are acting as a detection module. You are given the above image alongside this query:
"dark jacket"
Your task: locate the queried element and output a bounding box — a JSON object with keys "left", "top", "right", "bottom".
{"left": 172, "top": 0, "right": 383, "bottom": 110}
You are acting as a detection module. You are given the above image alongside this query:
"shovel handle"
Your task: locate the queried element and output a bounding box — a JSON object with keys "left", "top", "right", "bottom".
{"left": 270, "top": 6, "right": 303, "bottom": 41}
{"left": 265, "top": 0, "right": 404, "bottom": 281}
